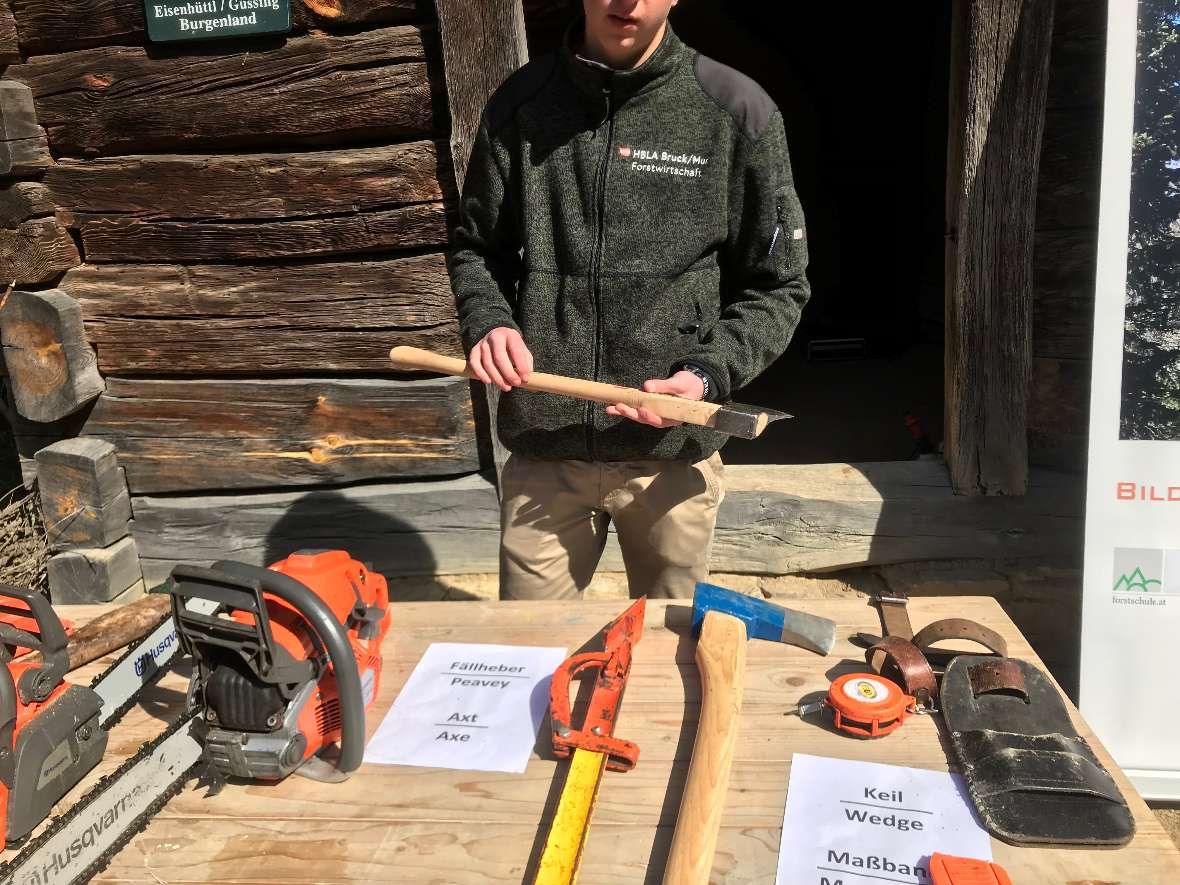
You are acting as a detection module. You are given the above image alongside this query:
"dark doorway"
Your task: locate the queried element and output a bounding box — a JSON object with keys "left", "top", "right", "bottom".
{"left": 521, "top": 0, "right": 952, "bottom": 463}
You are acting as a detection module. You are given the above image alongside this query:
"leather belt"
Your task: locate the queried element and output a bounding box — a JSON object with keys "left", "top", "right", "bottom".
{"left": 872, "top": 591, "right": 914, "bottom": 641}
{"left": 911, "top": 618, "right": 1008, "bottom": 663}
{"left": 865, "top": 635, "right": 938, "bottom": 709}
{"left": 966, "top": 658, "right": 1028, "bottom": 701}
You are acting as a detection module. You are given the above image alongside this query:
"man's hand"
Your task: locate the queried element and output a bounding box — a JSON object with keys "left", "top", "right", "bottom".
{"left": 468, "top": 327, "right": 534, "bottom": 392}
{"left": 605, "top": 371, "right": 705, "bottom": 427}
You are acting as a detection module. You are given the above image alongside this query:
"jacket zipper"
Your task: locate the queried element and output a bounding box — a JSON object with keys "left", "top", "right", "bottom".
{"left": 768, "top": 201, "right": 785, "bottom": 258}
{"left": 586, "top": 83, "right": 615, "bottom": 459}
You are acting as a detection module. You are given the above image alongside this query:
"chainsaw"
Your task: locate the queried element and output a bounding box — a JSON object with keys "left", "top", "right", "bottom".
{"left": 0, "top": 550, "right": 390, "bottom": 885}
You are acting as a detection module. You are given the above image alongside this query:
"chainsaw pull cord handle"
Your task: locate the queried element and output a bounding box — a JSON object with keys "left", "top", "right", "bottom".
{"left": 0, "top": 584, "right": 69, "bottom": 704}
{"left": 211, "top": 561, "right": 366, "bottom": 776}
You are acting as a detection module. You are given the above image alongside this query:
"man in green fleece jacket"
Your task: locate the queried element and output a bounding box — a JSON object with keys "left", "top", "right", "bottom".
{"left": 449, "top": 0, "right": 810, "bottom": 600}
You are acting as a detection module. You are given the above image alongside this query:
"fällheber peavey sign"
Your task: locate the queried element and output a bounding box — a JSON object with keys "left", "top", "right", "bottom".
{"left": 144, "top": 0, "right": 290, "bottom": 42}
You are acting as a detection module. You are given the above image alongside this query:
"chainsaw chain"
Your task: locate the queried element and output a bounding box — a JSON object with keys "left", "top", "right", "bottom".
{"left": 89, "top": 596, "right": 176, "bottom": 732}
{"left": 0, "top": 714, "right": 200, "bottom": 885}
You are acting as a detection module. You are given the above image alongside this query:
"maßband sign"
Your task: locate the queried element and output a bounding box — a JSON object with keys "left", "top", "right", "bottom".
{"left": 144, "top": 0, "right": 290, "bottom": 43}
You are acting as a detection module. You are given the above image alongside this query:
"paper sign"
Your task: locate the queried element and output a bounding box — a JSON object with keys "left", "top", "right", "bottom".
{"left": 776, "top": 754, "right": 992, "bottom": 885}
{"left": 365, "top": 643, "right": 566, "bottom": 774}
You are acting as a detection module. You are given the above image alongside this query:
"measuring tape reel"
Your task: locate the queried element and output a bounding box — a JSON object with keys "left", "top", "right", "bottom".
{"left": 820, "top": 673, "right": 917, "bottom": 737}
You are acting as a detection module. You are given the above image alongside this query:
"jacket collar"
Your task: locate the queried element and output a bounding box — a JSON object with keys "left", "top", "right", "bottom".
{"left": 560, "top": 18, "right": 687, "bottom": 105}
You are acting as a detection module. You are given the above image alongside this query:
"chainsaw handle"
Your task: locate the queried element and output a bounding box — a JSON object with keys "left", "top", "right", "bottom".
{"left": 211, "top": 561, "right": 366, "bottom": 777}
{"left": 0, "top": 584, "right": 69, "bottom": 704}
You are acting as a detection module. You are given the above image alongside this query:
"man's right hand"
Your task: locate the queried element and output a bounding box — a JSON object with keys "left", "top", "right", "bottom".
{"left": 468, "top": 327, "right": 534, "bottom": 392}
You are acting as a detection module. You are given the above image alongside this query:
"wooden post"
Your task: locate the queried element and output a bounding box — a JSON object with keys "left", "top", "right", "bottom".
{"left": 944, "top": 0, "right": 1055, "bottom": 495}
{"left": 0, "top": 288, "right": 104, "bottom": 422}
{"left": 34, "top": 437, "right": 133, "bottom": 551}
{"left": 433, "top": 0, "right": 529, "bottom": 482}
{"left": 48, "top": 536, "right": 145, "bottom": 604}
{"left": 0, "top": 81, "right": 50, "bottom": 178}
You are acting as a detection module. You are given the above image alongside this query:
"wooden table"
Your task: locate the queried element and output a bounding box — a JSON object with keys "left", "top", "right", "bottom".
{"left": 11, "top": 596, "right": 1180, "bottom": 883}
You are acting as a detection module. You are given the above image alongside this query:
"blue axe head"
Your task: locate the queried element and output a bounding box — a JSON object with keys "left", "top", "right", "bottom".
{"left": 691, "top": 582, "right": 836, "bottom": 656}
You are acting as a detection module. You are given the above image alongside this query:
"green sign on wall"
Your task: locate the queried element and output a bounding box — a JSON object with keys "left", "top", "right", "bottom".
{"left": 144, "top": 0, "right": 291, "bottom": 43}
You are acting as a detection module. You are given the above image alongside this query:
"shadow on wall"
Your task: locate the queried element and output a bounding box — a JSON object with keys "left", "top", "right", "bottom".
{"left": 262, "top": 489, "right": 484, "bottom": 602}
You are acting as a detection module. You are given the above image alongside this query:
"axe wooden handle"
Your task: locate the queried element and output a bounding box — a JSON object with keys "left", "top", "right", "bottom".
{"left": 662, "top": 611, "right": 747, "bottom": 885}
{"left": 389, "top": 345, "right": 723, "bottom": 427}
{"left": 16, "top": 594, "right": 172, "bottom": 672}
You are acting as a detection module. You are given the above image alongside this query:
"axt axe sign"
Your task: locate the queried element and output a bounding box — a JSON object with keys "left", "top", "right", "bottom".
{"left": 144, "top": 0, "right": 291, "bottom": 43}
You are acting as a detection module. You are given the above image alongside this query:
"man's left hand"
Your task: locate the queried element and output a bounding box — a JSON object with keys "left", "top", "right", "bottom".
{"left": 605, "top": 371, "right": 705, "bottom": 427}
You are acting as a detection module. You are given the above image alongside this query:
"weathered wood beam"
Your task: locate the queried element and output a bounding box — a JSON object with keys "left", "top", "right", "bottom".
{"left": 0, "top": 180, "right": 81, "bottom": 285}
{"left": 945, "top": 0, "right": 1055, "bottom": 495}
{"left": 1032, "top": 227, "right": 1096, "bottom": 362}
{"left": 10, "top": 0, "right": 421, "bottom": 55}
{"left": 1028, "top": 356, "right": 1088, "bottom": 471}
{"left": 434, "top": 0, "right": 529, "bottom": 482}
{"left": 47, "top": 144, "right": 451, "bottom": 261}
{"left": 59, "top": 255, "right": 461, "bottom": 374}
{"left": 0, "top": 80, "right": 49, "bottom": 177}
{"left": 77, "top": 376, "right": 479, "bottom": 493}
{"left": 1036, "top": 108, "right": 1101, "bottom": 231}
{"left": 0, "top": 288, "right": 104, "bottom": 422}
{"left": 130, "top": 461, "right": 1083, "bottom": 584}
{"left": 5, "top": 26, "right": 439, "bottom": 157}
{"left": 0, "top": 1, "right": 19, "bottom": 65}
{"left": 0, "top": 180, "right": 54, "bottom": 222}
{"left": 48, "top": 535, "right": 143, "bottom": 604}
{"left": 72, "top": 203, "right": 447, "bottom": 263}
{"left": 47, "top": 142, "right": 447, "bottom": 220}
{"left": 35, "top": 437, "right": 132, "bottom": 550}
{"left": 0, "top": 217, "right": 80, "bottom": 284}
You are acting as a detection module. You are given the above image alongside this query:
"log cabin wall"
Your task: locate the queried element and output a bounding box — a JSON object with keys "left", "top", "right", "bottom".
{"left": 0, "top": 0, "right": 494, "bottom": 584}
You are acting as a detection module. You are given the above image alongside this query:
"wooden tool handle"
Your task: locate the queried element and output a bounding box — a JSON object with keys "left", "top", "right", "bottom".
{"left": 16, "top": 594, "right": 172, "bottom": 672}
{"left": 662, "top": 611, "right": 747, "bottom": 885}
{"left": 389, "top": 345, "right": 722, "bottom": 427}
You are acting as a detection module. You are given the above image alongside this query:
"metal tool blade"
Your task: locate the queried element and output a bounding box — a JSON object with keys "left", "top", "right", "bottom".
{"left": 710, "top": 403, "right": 793, "bottom": 439}
{"left": 779, "top": 607, "right": 837, "bottom": 656}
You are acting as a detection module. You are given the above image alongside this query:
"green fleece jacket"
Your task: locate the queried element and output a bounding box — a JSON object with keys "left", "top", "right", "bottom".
{"left": 449, "top": 24, "right": 810, "bottom": 462}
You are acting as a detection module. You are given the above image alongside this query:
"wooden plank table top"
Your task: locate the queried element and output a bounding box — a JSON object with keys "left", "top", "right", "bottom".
{"left": 9, "top": 596, "right": 1179, "bottom": 884}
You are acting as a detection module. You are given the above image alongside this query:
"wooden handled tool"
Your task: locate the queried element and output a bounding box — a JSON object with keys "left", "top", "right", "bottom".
{"left": 662, "top": 583, "right": 836, "bottom": 884}
{"left": 16, "top": 593, "right": 172, "bottom": 672}
{"left": 662, "top": 610, "right": 747, "bottom": 885}
{"left": 389, "top": 346, "right": 791, "bottom": 439}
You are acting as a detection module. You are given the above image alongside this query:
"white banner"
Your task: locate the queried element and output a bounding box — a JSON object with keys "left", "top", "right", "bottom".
{"left": 1080, "top": 0, "right": 1180, "bottom": 800}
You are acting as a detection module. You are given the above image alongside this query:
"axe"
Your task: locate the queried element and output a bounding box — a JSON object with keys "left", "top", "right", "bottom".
{"left": 662, "top": 583, "right": 836, "bottom": 885}
{"left": 388, "top": 346, "right": 791, "bottom": 439}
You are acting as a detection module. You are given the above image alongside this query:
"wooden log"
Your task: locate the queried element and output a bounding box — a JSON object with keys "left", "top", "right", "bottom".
{"left": 5, "top": 26, "right": 438, "bottom": 157}
{"left": 47, "top": 141, "right": 446, "bottom": 221}
{"left": 0, "top": 80, "right": 49, "bottom": 177}
{"left": 0, "top": 289, "right": 104, "bottom": 422}
{"left": 73, "top": 202, "right": 447, "bottom": 263}
{"left": 10, "top": 0, "right": 421, "bottom": 55}
{"left": 0, "top": 180, "right": 54, "bottom": 223}
{"left": 47, "top": 534, "right": 143, "bottom": 604}
{"left": 34, "top": 440, "right": 133, "bottom": 551}
{"left": 1045, "top": 0, "right": 1104, "bottom": 111}
{"left": 129, "top": 462, "right": 1085, "bottom": 585}
{"left": 0, "top": 216, "right": 80, "bottom": 285}
{"left": 59, "top": 255, "right": 461, "bottom": 375}
{"left": 84, "top": 376, "right": 480, "bottom": 493}
{"left": 0, "top": 1, "right": 19, "bottom": 65}
{"left": 17, "top": 593, "right": 170, "bottom": 669}
{"left": 944, "top": 0, "right": 1055, "bottom": 495}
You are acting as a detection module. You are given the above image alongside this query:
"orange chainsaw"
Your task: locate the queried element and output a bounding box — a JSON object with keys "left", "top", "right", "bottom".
{"left": 0, "top": 550, "right": 391, "bottom": 884}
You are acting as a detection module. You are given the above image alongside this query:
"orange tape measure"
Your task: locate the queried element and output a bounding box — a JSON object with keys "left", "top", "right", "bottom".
{"left": 929, "top": 853, "right": 1012, "bottom": 885}
{"left": 791, "top": 673, "right": 918, "bottom": 737}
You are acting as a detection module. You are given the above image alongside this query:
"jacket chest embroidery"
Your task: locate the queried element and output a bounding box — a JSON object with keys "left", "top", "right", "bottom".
{"left": 617, "top": 144, "right": 709, "bottom": 179}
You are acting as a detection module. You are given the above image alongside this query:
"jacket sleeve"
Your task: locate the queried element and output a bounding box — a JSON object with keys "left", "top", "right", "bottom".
{"left": 677, "top": 109, "right": 810, "bottom": 401}
{"left": 448, "top": 116, "right": 524, "bottom": 353}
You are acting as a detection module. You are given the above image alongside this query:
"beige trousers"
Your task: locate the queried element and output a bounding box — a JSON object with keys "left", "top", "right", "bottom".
{"left": 498, "top": 452, "right": 725, "bottom": 600}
